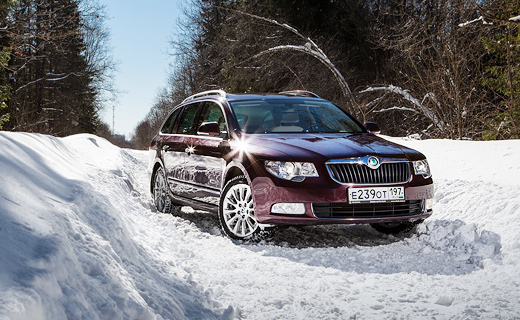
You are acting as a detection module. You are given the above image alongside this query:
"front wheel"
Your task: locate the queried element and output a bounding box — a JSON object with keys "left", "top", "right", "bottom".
{"left": 219, "top": 176, "right": 274, "bottom": 240}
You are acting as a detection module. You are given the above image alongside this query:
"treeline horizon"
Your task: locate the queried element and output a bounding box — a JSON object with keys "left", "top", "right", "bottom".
{"left": 132, "top": 0, "right": 520, "bottom": 149}
{"left": 2, "top": 1, "right": 519, "bottom": 149}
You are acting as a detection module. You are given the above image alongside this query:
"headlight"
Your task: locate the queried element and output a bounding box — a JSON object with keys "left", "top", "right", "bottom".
{"left": 265, "top": 161, "right": 319, "bottom": 181}
{"left": 413, "top": 159, "right": 431, "bottom": 178}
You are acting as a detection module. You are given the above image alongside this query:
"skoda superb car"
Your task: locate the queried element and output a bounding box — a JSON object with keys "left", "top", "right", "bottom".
{"left": 149, "top": 90, "right": 434, "bottom": 240}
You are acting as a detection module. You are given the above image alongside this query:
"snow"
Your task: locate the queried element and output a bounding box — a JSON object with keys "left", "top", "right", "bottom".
{"left": 458, "top": 16, "right": 489, "bottom": 27}
{"left": 1, "top": 131, "right": 520, "bottom": 319}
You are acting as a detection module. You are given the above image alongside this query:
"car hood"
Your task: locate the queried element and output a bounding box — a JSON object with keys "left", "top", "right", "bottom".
{"left": 242, "top": 133, "right": 425, "bottom": 162}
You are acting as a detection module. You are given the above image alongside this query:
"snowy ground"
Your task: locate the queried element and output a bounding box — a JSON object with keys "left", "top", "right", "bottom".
{"left": 0, "top": 132, "right": 519, "bottom": 320}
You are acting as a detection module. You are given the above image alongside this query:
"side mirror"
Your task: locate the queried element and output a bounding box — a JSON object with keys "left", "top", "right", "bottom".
{"left": 198, "top": 122, "right": 221, "bottom": 136}
{"left": 364, "top": 122, "right": 381, "bottom": 134}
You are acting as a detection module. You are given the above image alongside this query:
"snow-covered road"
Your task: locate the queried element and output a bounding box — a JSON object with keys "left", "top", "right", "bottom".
{"left": 1, "top": 132, "right": 519, "bottom": 319}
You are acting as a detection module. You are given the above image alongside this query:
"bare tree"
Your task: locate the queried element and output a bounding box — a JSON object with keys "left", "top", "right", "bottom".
{"left": 131, "top": 85, "right": 183, "bottom": 149}
{"left": 222, "top": 8, "right": 358, "bottom": 110}
{"left": 80, "top": 0, "right": 118, "bottom": 109}
{"left": 368, "top": 0, "right": 488, "bottom": 139}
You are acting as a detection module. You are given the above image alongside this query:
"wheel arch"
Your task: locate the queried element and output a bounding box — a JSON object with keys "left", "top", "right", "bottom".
{"left": 223, "top": 162, "right": 249, "bottom": 187}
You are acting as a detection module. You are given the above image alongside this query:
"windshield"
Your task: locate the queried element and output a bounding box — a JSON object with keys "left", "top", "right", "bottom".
{"left": 229, "top": 99, "right": 365, "bottom": 134}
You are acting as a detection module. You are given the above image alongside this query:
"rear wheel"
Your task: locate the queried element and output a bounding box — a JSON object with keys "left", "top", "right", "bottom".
{"left": 370, "top": 220, "right": 422, "bottom": 235}
{"left": 153, "top": 167, "right": 181, "bottom": 214}
{"left": 219, "top": 176, "right": 274, "bottom": 240}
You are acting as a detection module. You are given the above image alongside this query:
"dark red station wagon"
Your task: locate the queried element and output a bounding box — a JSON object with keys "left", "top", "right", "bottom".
{"left": 149, "top": 90, "right": 434, "bottom": 240}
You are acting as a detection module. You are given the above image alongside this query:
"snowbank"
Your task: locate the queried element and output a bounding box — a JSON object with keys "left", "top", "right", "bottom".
{"left": 0, "top": 133, "right": 228, "bottom": 320}
{"left": 0, "top": 132, "right": 519, "bottom": 319}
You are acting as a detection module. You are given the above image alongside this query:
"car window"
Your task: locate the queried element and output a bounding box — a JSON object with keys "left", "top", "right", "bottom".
{"left": 229, "top": 99, "right": 365, "bottom": 134}
{"left": 199, "top": 102, "right": 228, "bottom": 138}
{"left": 175, "top": 103, "right": 200, "bottom": 135}
{"left": 161, "top": 107, "right": 182, "bottom": 134}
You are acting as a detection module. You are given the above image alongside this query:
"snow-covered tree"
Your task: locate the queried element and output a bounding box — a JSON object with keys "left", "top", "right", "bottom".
{"left": 481, "top": 0, "right": 520, "bottom": 139}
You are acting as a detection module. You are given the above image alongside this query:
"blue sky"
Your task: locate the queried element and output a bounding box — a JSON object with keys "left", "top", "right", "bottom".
{"left": 102, "top": 0, "right": 183, "bottom": 138}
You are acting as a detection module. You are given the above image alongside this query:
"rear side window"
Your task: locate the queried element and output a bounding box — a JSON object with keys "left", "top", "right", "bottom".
{"left": 161, "top": 107, "right": 182, "bottom": 134}
{"left": 175, "top": 103, "right": 200, "bottom": 134}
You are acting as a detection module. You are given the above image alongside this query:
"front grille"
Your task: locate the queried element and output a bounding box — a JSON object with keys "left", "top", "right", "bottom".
{"left": 312, "top": 200, "right": 424, "bottom": 219}
{"left": 327, "top": 162, "right": 411, "bottom": 184}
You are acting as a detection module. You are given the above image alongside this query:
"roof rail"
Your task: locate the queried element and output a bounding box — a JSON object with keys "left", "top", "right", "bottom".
{"left": 279, "top": 90, "right": 320, "bottom": 98}
{"left": 182, "top": 90, "right": 227, "bottom": 103}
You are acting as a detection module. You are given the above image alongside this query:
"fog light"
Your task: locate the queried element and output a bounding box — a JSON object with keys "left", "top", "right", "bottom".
{"left": 271, "top": 203, "right": 306, "bottom": 215}
{"left": 425, "top": 199, "right": 433, "bottom": 211}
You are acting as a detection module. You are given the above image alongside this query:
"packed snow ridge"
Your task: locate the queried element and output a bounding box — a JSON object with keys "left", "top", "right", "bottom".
{"left": 0, "top": 132, "right": 520, "bottom": 319}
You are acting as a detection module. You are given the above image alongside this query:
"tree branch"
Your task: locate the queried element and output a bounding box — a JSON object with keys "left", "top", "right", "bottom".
{"left": 360, "top": 85, "right": 446, "bottom": 131}
{"left": 216, "top": 6, "right": 357, "bottom": 108}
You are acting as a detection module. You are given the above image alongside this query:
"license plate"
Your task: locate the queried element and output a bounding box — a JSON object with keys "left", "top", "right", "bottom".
{"left": 348, "top": 187, "right": 405, "bottom": 203}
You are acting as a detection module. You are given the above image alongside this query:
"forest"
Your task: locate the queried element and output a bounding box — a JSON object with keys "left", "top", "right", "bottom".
{"left": 0, "top": 0, "right": 114, "bottom": 137}
{"left": 132, "top": 0, "right": 520, "bottom": 149}
{"left": 1, "top": 0, "right": 519, "bottom": 148}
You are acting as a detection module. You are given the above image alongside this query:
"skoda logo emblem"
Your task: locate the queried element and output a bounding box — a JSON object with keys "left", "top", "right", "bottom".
{"left": 367, "top": 156, "right": 380, "bottom": 169}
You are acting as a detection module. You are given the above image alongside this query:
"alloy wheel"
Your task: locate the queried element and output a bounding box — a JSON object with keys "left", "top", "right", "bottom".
{"left": 153, "top": 168, "right": 171, "bottom": 213}
{"left": 221, "top": 182, "right": 258, "bottom": 238}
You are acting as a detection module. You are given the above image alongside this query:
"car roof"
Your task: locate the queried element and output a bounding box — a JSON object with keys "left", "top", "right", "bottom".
{"left": 182, "top": 90, "right": 325, "bottom": 104}
{"left": 225, "top": 93, "right": 323, "bottom": 102}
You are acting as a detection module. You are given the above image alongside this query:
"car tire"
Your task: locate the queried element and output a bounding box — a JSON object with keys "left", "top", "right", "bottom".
{"left": 218, "top": 176, "right": 274, "bottom": 240}
{"left": 370, "top": 220, "right": 422, "bottom": 235}
{"left": 152, "top": 167, "right": 181, "bottom": 214}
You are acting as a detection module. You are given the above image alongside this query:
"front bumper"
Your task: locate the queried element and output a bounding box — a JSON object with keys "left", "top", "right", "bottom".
{"left": 251, "top": 177, "right": 434, "bottom": 225}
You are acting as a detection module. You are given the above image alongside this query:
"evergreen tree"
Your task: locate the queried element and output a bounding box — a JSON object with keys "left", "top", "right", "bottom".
{"left": 482, "top": 0, "right": 520, "bottom": 139}
{"left": 0, "top": 0, "right": 14, "bottom": 129}
{"left": 6, "top": 0, "right": 98, "bottom": 135}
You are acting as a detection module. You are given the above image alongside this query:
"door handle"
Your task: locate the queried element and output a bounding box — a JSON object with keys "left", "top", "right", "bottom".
{"left": 162, "top": 145, "right": 170, "bottom": 151}
{"left": 185, "top": 147, "right": 194, "bottom": 154}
